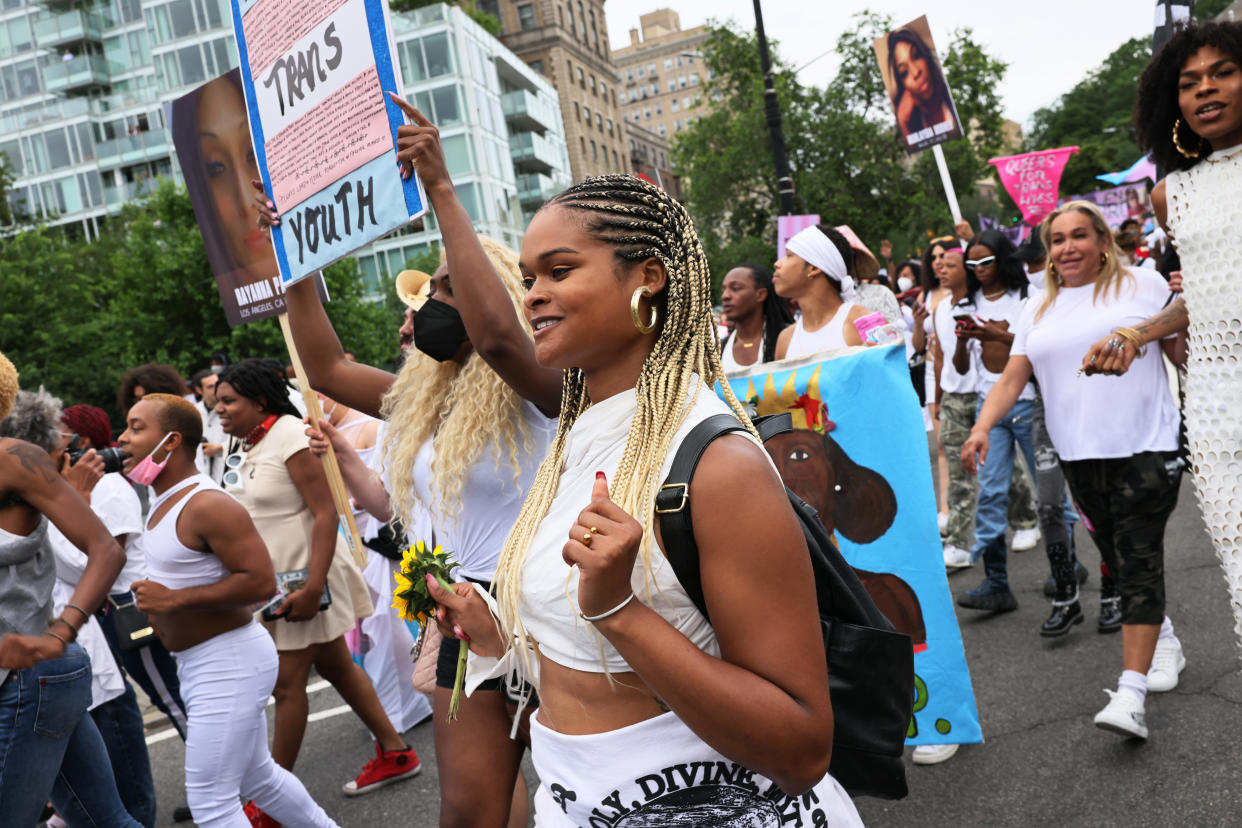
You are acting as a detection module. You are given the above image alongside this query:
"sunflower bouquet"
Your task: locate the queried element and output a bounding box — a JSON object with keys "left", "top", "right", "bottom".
{"left": 393, "top": 541, "right": 467, "bottom": 719}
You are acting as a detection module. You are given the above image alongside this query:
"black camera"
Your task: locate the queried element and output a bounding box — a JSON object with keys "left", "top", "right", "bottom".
{"left": 67, "top": 441, "right": 128, "bottom": 474}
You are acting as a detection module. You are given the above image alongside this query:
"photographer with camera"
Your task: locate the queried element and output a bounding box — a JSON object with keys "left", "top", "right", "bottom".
{"left": 52, "top": 404, "right": 161, "bottom": 825}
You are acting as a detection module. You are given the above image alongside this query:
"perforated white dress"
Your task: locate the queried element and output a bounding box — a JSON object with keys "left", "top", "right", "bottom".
{"left": 1164, "top": 142, "right": 1242, "bottom": 649}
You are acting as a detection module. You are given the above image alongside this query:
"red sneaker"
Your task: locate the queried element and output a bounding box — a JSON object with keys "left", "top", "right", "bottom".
{"left": 243, "top": 800, "right": 281, "bottom": 827}
{"left": 341, "top": 743, "right": 421, "bottom": 796}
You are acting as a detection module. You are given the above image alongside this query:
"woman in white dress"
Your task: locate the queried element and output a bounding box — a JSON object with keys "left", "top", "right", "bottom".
{"left": 1085, "top": 20, "right": 1242, "bottom": 653}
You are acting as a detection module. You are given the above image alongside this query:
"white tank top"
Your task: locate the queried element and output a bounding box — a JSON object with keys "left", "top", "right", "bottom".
{"left": 719, "top": 326, "right": 764, "bottom": 373}
{"left": 785, "top": 301, "right": 857, "bottom": 359}
{"left": 519, "top": 380, "right": 747, "bottom": 673}
{"left": 144, "top": 474, "right": 232, "bottom": 590}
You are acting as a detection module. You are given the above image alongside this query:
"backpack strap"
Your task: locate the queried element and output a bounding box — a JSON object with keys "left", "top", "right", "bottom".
{"left": 655, "top": 414, "right": 748, "bottom": 621}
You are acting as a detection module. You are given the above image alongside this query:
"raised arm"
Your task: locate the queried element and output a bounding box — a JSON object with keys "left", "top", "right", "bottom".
{"left": 390, "top": 93, "right": 562, "bottom": 417}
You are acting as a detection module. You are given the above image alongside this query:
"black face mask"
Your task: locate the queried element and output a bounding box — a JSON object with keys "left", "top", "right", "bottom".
{"left": 412, "top": 298, "right": 468, "bottom": 362}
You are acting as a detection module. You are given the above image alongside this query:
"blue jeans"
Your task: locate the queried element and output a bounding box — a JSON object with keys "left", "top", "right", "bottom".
{"left": 0, "top": 644, "right": 142, "bottom": 827}
{"left": 971, "top": 398, "right": 1077, "bottom": 588}
{"left": 91, "top": 680, "right": 157, "bottom": 827}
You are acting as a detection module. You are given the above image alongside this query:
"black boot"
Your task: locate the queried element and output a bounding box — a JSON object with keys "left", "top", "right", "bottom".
{"left": 1098, "top": 578, "right": 1122, "bottom": 634}
{"left": 957, "top": 539, "right": 1017, "bottom": 613}
{"left": 1042, "top": 560, "right": 1088, "bottom": 598}
{"left": 1041, "top": 586, "right": 1083, "bottom": 637}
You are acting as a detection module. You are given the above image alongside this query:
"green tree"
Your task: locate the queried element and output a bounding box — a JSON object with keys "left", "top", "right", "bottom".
{"left": 1025, "top": 37, "right": 1152, "bottom": 196}
{"left": 0, "top": 150, "right": 14, "bottom": 226}
{"left": 0, "top": 182, "right": 397, "bottom": 424}
{"left": 1195, "top": 0, "right": 1233, "bottom": 20}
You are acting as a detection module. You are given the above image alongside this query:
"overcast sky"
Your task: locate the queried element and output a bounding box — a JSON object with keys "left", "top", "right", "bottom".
{"left": 604, "top": 0, "right": 1155, "bottom": 131}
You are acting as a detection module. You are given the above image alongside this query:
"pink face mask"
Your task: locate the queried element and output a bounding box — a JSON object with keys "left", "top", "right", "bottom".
{"left": 125, "top": 433, "right": 173, "bottom": 486}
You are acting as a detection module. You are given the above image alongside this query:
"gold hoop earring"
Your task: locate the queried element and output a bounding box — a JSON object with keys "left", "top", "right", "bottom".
{"left": 1172, "top": 118, "right": 1201, "bottom": 159}
{"left": 1101, "top": 251, "right": 1110, "bottom": 266}
{"left": 630, "top": 286, "right": 658, "bottom": 335}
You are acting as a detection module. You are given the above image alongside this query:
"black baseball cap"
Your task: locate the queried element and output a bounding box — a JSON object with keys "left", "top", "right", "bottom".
{"left": 1013, "top": 234, "right": 1045, "bottom": 263}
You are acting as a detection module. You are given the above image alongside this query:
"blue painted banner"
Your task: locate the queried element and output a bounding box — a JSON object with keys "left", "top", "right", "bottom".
{"left": 229, "top": 0, "right": 424, "bottom": 286}
{"left": 718, "top": 344, "right": 982, "bottom": 745}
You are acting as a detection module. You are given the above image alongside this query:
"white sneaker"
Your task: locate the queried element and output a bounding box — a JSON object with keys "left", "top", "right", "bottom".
{"left": 1093, "top": 689, "right": 1148, "bottom": 739}
{"left": 938, "top": 512, "right": 949, "bottom": 535}
{"left": 943, "top": 543, "right": 972, "bottom": 570}
{"left": 1011, "top": 527, "right": 1040, "bottom": 551}
{"left": 912, "top": 743, "right": 959, "bottom": 765}
{"left": 1147, "top": 636, "right": 1186, "bottom": 692}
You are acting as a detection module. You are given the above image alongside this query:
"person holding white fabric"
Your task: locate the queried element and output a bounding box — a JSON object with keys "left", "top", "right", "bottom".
{"left": 120, "top": 393, "right": 338, "bottom": 827}
{"left": 964, "top": 202, "right": 1186, "bottom": 740}
{"left": 772, "top": 224, "right": 869, "bottom": 359}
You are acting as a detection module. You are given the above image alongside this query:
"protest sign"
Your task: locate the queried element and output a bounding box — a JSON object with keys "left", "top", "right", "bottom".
{"left": 718, "top": 345, "right": 982, "bottom": 746}
{"left": 873, "top": 16, "right": 964, "bottom": 154}
{"left": 170, "top": 68, "right": 328, "bottom": 327}
{"left": 989, "top": 147, "right": 1079, "bottom": 227}
{"left": 1069, "top": 184, "right": 1152, "bottom": 229}
{"left": 228, "top": 0, "right": 425, "bottom": 286}
{"left": 777, "top": 214, "right": 820, "bottom": 261}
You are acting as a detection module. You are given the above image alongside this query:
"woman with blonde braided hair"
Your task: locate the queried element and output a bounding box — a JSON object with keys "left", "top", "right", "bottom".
{"left": 427, "top": 175, "right": 862, "bottom": 825}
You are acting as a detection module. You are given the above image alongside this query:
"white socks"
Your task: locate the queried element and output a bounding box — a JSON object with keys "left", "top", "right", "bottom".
{"left": 1159, "top": 616, "right": 1176, "bottom": 641}
{"left": 1118, "top": 670, "right": 1148, "bottom": 705}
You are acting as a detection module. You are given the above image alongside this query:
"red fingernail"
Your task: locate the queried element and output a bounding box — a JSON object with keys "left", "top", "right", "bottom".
{"left": 596, "top": 471, "right": 605, "bottom": 481}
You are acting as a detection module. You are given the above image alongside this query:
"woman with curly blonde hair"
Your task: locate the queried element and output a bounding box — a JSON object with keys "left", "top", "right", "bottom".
{"left": 267, "top": 98, "right": 560, "bottom": 826}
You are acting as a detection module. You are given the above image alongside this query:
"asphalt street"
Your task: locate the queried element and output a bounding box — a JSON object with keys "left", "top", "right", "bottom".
{"left": 136, "top": 481, "right": 1241, "bottom": 827}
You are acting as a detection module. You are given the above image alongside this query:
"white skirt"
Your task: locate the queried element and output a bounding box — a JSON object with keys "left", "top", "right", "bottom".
{"left": 530, "top": 710, "right": 864, "bottom": 827}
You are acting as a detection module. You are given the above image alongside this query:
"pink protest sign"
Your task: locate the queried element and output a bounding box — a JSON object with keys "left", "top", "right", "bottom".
{"left": 989, "top": 147, "right": 1079, "bottom": 227}
{"left": 777, "top": 214, "right": 821, "bottom": 260}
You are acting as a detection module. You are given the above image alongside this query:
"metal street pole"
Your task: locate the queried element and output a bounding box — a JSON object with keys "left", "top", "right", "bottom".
{"left": 752, "top": 0, "right": 795, "bottom": 216}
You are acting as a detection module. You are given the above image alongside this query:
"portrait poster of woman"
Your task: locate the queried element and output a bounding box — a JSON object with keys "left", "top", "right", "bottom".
{"left": 170, "top": 68, "right": 326, "bottom": 327}
{"left": 872, "top": 15, "right": 964, "bottom": 154}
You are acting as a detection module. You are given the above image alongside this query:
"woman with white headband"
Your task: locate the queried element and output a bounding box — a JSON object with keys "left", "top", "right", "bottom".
{"left": 773, "top": 225, "right": 870, "bottom": 359}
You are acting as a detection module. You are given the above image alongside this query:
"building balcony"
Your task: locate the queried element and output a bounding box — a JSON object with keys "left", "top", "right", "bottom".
{"left": 33, "top": 10, "right": 104, "bottom": 49}
{"left": 508, "top": 132, "right": 558, "bottom": 174}
{"left": 102, "top": 177, "right": 160, "bottom": 207}
{"left": 515, "top": 172, "right": 557, "bottom": 206}
{"left": 502, "top": 89, "right": 555, "bottom": 134}
{"left": 43, "top": 55, "right": 110, "bottom": 93}
{"left": 95, "top": 131, "right": 170, "bottom": 169}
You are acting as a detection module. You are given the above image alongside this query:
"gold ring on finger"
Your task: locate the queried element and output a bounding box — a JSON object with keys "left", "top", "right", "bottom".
{"left": 582, "top": 532, "right": 593, "bottom": 546}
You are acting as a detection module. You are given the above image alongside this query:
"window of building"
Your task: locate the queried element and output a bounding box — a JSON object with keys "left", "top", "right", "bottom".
{"left": 671, "top": 98, "right": 679, "bottom": 111}
{"left": 618, "top": 89, "right": 626, "bottom": 104}
{"left": 529, "top": 59, "right": 543, "bottom": 74}
{"left": 674, "top": 119, "right": 681, "bottom": 131}
{"left": 580, "top": 135, "right": 586, "bottom": 154}
{"left": 644, "top": 108, "right": 651, "bottom": 120}
{"left": 684, "top": 96, "right": 691, "bottom": 109}
{"left": 606, "top": 118, "right": 613, "bottom": 136}
{"left": 676, "top": 55, "right": 683, "bottom": 67}
{"left": 574, "top": 101, "right": 580, "bottom": 120}
{"left": 655, "top": 104, "right": 661, "bottom": 116}
{"left": 577, "top": 1, "right": 586, "bottom": 36}
{"left": 590, "top": 139, "right": 597, "bottom": 161}
{"left": 636, "top": 65, "right": 644, "bottom": 79}
{"left": 664, "top": 58, "right": 672, "bottom": 71}
{"left": 413, "top": 84, "right": 462, "bottom": 126}
{"left": 647, "top": 62, "right": 655, "bottom": 75}
{"left": 649, "top": 83, "right": 656, "bottom": 95}
{"left": 679, "top": 74, "right": 686, "bottom": 88}
{"left": 599, "top": 80, "right": 606, "bottom": 97}
{"left": 583, "top": 105, "right": 590, "bottom": 122}
{"left": 657, "top": 124, "right": 666, "bottom": 136}
{"left": 441, "top": 134, "right": 474, "bottom": 176}
{"left": 577, "top": 67, "right": 585, "bottom": 88}
{"left": 612, "top": 149, "right": 620, "bottom": 168}
{"left": 558, "top": 6, "right": 564, "bottom": 27}
{"left": 667, "top": 79, "right": 676, "bottom": 92}
{"left": 517, "top": 4, "right": 535, "bottom": 30}
{"left": 690, "top": 73, "right": 700, "bottom": 86}
{"left": 595, "top": 112, "right": 602, "bottom": 130}
{"left": 589, "top": 73, "right": 595, "bottom": 92}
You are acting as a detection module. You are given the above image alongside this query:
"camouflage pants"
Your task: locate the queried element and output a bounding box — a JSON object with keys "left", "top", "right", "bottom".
{"left": 1061, "top": 451, "right": 1183, "bottom": 625}
{"left": 939, "top": 392, "right": 1038, "bottom": 550}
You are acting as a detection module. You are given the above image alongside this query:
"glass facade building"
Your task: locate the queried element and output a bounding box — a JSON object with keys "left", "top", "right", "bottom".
{"left": 0, "top": 0, "right": 569, "bottom": 293}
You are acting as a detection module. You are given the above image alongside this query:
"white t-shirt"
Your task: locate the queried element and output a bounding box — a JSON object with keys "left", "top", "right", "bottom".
{"left": 1011, "top": 268, "right": 1179, "bottom": 461}
{"left": 933, "top": 295, "right": 977, "bottom": 394}
{"left": 1026, "top": 268, "right": 1048, "bottom": 292}
{"left": 967, "top": 289, "right": 1035, "bottom": 401}
{"left": 408, "top": 401, "right": 556, "bottom": 581}
{"left": 49, "top": 473, "right": 145, "bottom": 592}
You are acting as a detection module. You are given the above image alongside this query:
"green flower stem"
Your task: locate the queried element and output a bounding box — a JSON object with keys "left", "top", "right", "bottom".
{"left": 433, "top": 573, "right": 468, "bottom": 721}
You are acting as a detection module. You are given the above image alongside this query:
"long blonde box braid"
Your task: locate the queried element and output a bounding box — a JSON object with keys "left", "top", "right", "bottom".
{"left": 493, "top": 175, "right": 756, "bottom": 677}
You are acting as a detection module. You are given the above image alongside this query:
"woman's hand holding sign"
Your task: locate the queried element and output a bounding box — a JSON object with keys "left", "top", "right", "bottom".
{"left": 387, "top": 92, "right": 452, "bottom": 194}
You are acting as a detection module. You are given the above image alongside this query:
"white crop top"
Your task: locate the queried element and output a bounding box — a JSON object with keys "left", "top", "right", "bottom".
{"left": 517, "top": 379, "right": 745, "bottom": 674}
{"left": 785, "top": 302, "right": 858, "bottom": 359}
{"left": 144, "top": 474, "right": 233, "bottom": 590}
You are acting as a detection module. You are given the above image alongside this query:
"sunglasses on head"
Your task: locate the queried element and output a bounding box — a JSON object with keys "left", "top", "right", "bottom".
{"left": 964, "top": 256, "right": 996, "bottom": 271}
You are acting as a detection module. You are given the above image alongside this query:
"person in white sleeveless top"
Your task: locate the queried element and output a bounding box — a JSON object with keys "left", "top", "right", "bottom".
{"left": 426, "top": 176, "right": 862, "bottom": 827}
{"left": 117, "top": 394, "right": 337, "bottom": 828}
{"left": 772, "top": 224, "right": 869, "bottom": 360}
{"left": 265, "top": 96, "right": 563, "bottom": 827}
{"left": 718, "top": 263, "right": 794, "bottom": 372}
{"left": 1087, "top": 21, "right": 1242, "bottom": 667}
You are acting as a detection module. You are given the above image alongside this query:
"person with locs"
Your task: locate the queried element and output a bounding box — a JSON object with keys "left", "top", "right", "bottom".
{"left": 1086, "top": 20, "right": 1242, "bottom": 657}
{"left": 772, "top": 224, "right": 870, "bottom": 358}
{"left": 965, "top": 202, "right": 1186, "bottom": 740}
{"left": 423, "top": 175, "right": 863, "bottom": 826}
{"left": 932, "top": 246, "right": 1039, "bottom": 572}
{"left": 0, "top": 356, "right": 141, "bottom": 827}
{"left": 718, "top": 263, "right": 794, "bottom": 371}
{"left": 117, "top": 393, "right": 338, "bottom": 827}
{"left": 255, "top": 93, "right": 560, "bottom": 826}
{"left": 953, "top": 231, "right": 1083, "bottom": 629}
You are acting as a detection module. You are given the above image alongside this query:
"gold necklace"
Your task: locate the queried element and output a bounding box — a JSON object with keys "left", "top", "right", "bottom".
{"left": 983, "top": 288, "right": 1006, "bottom": 300}
{"left": 1205, "top": 144, "right": 1242, "bottom": 164}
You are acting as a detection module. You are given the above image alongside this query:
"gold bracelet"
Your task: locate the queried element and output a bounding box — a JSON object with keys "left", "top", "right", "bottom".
{"left": 57, "top": 614, "right": 81, "bottom": 634}
{"left": 1114, "top": 327, "right": 1148, "bottom": 357}
{"left": 45, "top": 628, "right": 70, "bottom": 647}
{"left": 48, "top": 617, "right": 78, "bottom": 643}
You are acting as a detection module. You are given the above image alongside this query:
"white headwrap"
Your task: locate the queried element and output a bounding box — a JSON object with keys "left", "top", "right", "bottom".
{"left": 786, "top": 226, "right": 856, "bottom": 301}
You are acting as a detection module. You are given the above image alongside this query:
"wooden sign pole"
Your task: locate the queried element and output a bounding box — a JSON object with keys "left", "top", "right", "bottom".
{"left": 278, "top": 312, "right": 367, "bottom": 569}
